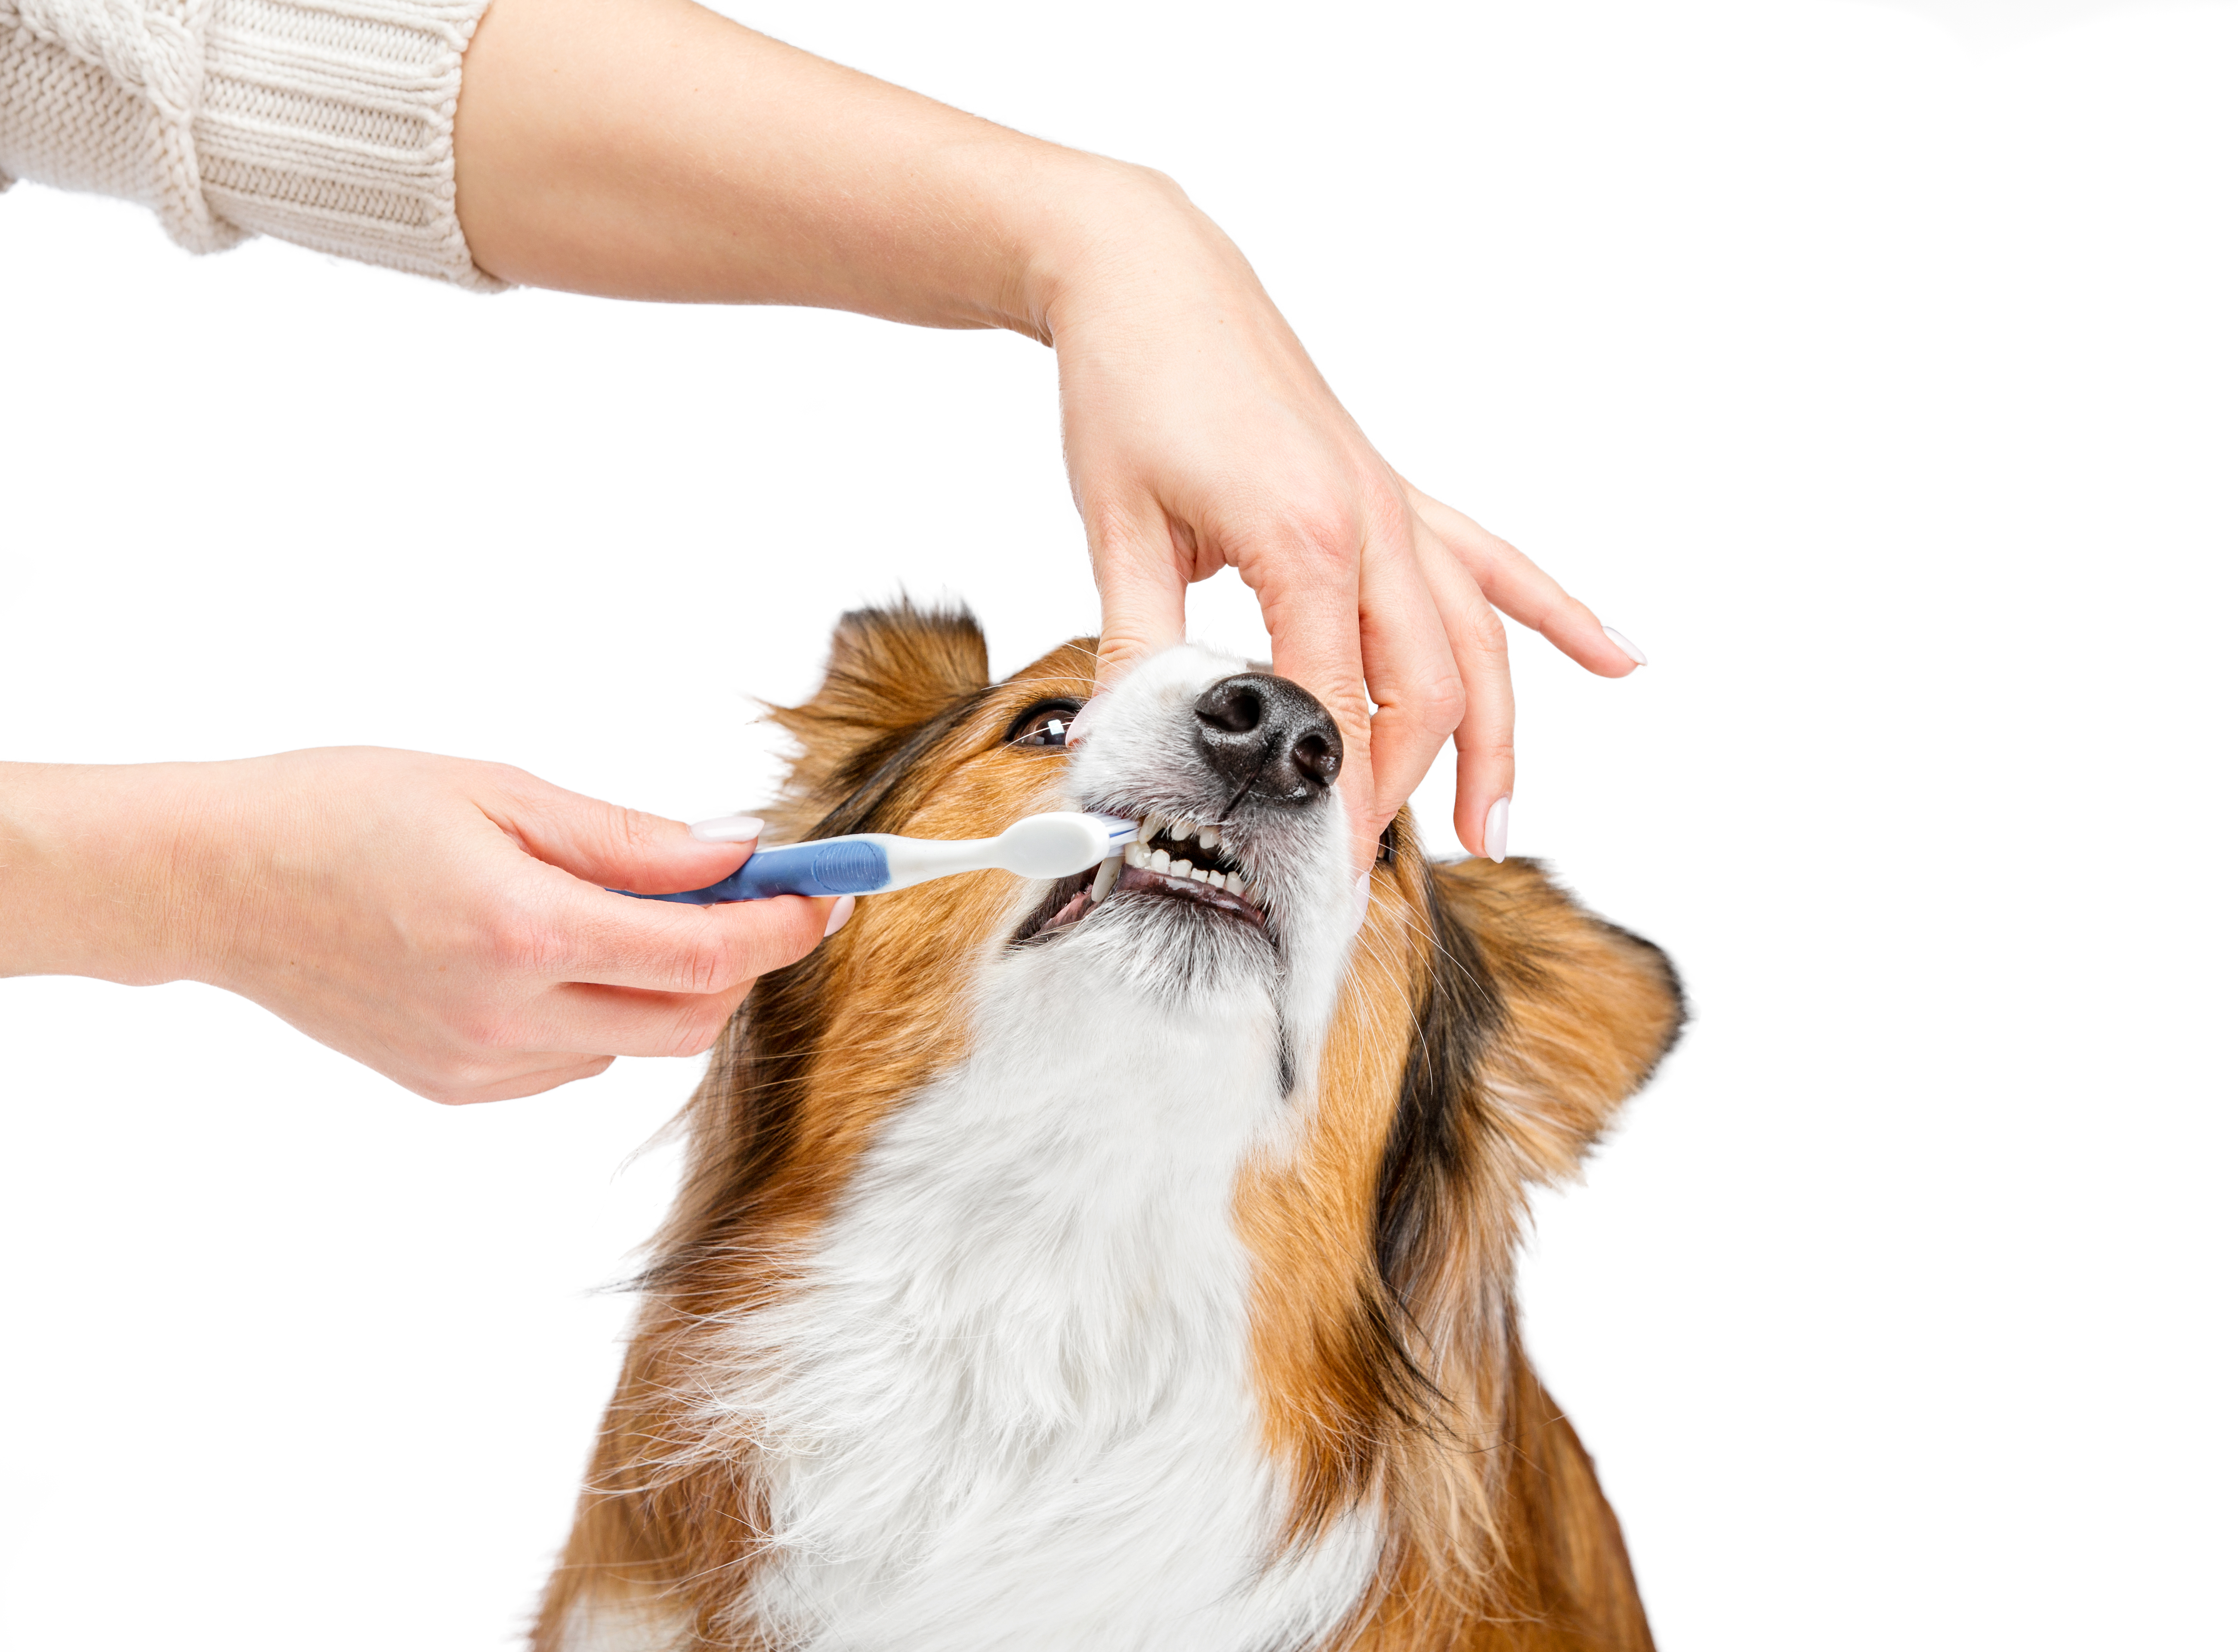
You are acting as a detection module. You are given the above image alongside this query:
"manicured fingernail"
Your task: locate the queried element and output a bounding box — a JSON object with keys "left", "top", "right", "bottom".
{"left": 1064, "top": 694, "right": 1109, "bottom": 747}
{"left": 822, "top": 894, "right": 855, "bottom": 937}
{"left": 1603, "top": 626, "right": 1648, "bottom": 667}
{"left": 1484, "top": 797, "right": 1509, "bottom": 863}
{"left": 690, "top": 813, "right": 765, "bottom": 844}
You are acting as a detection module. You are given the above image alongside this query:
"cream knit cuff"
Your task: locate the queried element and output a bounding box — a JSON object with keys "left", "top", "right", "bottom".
{"left": 0, "top": 0, "right": 504, "bottom": 290}
{"left": 195, "top": 0, "right": 501, "bottom": 288}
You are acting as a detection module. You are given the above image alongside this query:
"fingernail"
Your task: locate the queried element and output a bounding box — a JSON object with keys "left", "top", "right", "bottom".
{"left": 690, "top": 813, "right": 765, "bottom": 844}
{"left": 1064, "top": 694, "right": 1109, "bottom": 747}
{"left": 1484, "top": 797, "right": 1509, "bottom": 863}
{"left": 1349, "top": 870, "right": 1373, "bottom": 936}
{"left": 822, "top": 894, "right": 856, "bottom": 937}
{"left": 1603, "top": 626, "right": 1648, "bottom": 667}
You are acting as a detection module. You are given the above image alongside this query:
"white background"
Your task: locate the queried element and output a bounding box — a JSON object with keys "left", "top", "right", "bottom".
{"left": 3, "top": 0, "right": 2233, "bottom": 1646}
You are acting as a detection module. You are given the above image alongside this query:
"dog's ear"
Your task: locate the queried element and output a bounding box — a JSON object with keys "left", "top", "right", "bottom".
{"left": 1427, "top": 857, "right": 1685, "bottom": 1184}
{"left": 765, "top": 600, "right": 989, "bottom": 826}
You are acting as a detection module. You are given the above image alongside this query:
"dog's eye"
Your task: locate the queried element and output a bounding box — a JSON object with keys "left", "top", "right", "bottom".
{"left": 1005, "top": 699, "right": 1083, "bottom": 749}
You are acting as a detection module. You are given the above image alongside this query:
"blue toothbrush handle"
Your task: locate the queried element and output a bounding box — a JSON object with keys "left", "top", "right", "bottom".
{"left": 623, "top": 837, "right": 892, "bottom": 904}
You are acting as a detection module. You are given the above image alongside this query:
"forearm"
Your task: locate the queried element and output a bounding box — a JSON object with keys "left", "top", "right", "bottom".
{"left": 0, "top": 762, "right": 227, "bottom": 986}
{"left": 451, "top": 0, "right": 1189, "bottom": 332}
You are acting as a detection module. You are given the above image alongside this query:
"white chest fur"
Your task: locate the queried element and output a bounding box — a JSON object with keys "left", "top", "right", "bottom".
{"left": 701, "top": 938, "right": 1380, "bottom": 1652}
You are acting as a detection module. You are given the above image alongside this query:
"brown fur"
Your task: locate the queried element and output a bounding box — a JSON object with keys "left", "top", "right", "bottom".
{"left": 1237, "top": 818, "right": 1676, "bottom": 1650}
{"left": 533, "top": 602, "right": 1681, "bottom": 1650}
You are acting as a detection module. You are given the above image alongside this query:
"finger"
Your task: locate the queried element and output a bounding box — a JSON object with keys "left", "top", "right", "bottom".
{"left": 526, "top": 980, "right": 753, "bottom": 1059}
{"left": 1414, "top": 529, "right": 1516, "bottom": 856}
{"left": 1083, "top": 493, "right": 1190, "bottom": 692}
{"left": 482, "top": 772, "right": 756, "bottom": 894}
{"left": 1400, "top": 481, "right": 1641, "bottom": 678}
{"left": 1253, "top": 531, "right": 1373, "bottom": 860}
{"left": 1355, "top": 514, "right": 1467, "bottom": 855}
{"left": 512, "top": 871, "right": 836, "bottom": 993}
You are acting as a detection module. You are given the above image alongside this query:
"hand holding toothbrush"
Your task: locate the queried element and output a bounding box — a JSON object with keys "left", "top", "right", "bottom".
{"left": 0, "top": 751, "right": 842, "bottom": 1105}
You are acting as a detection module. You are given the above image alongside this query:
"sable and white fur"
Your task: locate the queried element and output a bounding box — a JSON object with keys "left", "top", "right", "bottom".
{"left": 536, "top": 606, "right": 1683, "bottom": 1652}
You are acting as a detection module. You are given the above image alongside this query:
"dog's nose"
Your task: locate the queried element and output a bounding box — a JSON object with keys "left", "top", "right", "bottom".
{"left": 1192, "top": 673, "right": 1343, "bottom": 804}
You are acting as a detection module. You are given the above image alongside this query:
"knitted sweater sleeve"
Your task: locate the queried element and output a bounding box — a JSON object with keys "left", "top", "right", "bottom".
{"left": 0, "top": 0, "right": 502, "bottom": 289}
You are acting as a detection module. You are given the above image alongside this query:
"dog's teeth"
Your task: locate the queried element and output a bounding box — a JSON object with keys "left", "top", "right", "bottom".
{"left": 1170, "top": 858, "right": 1192, "bottom": 877}
{"left": 1150, "top": 849, "right": 1171, "bottom": 874}
{"left": 1190, "top": 866, "right": 1210, "bottom": 883}
{"left": 1136, "top": 817, "right": 1154, "bottom": 844}
{"left": 1211, "top": 872, "right": 1230, "bottom": 891}
{"left": 1124, "top": 842, "right": 1145, "bottom": 868}
{"left": 1176, "top": 817, "right": 1197, "bottom": 840}
{"left": 1199, "top": 825, "right": 1220, "bottom": 849}
{"left": 1091, "top": 855, "right": 1120, "bottom": 902}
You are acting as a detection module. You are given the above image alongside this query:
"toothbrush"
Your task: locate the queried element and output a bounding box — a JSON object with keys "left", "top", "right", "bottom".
{"left": 622, "top": 813, "right": 1139, "bottom": 905}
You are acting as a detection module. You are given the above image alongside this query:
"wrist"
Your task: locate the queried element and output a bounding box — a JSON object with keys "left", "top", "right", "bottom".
{"left": 1006, "top": 159, "right": 1233, "bottom": 342}
{"left": 0, "top": 761, "right": 235, "bottom": 986}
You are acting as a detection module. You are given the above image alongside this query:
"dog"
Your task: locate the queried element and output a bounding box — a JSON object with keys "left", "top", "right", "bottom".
{"left": 534, "top": 602, "right": 1683, "bottom": 1651}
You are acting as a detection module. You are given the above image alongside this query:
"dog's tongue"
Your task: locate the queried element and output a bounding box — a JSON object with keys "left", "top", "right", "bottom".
{"left": 1035, "top": 888, "right": 1096, "bottom": 937}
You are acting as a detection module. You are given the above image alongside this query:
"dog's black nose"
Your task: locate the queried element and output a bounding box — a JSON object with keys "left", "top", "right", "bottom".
{"left": 1192, "top": 673, "right": 1343, "bottom": 804}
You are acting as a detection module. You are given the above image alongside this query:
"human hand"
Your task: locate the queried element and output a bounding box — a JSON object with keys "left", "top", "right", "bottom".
{"left": 450, "top": 8, "right": 1642, "bottom": 870}
{"left": 1039, "top": 171, "right": 1645, "bottom": 870}
{"left": 0, "top": 752, "right": 842, "bottom": 1102}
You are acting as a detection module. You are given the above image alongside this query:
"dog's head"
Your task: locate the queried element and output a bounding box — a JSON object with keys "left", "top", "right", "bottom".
{"left": 758, "top": 598, "right": 1358, "bottom": 1017}
{"left": 670, "top": 601, "right": 1682, "bottom": 1546}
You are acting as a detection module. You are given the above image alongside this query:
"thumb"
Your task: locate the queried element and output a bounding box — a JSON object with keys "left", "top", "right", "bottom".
{"left": 484, "top": 774, "right": 754, "bottom": 895}
{"left": 1087, "top": 498, "right": 1189, "bottom": 692}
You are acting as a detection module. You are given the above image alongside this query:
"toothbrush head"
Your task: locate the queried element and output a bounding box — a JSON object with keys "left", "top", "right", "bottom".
{"left": 992, "top": 813, "right": 1139, "bottom": 880}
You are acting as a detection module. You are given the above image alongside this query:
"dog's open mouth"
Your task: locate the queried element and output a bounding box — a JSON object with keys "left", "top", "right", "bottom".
{"left": 1017, "top": 812, "right": 1264, "bottom": 943}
